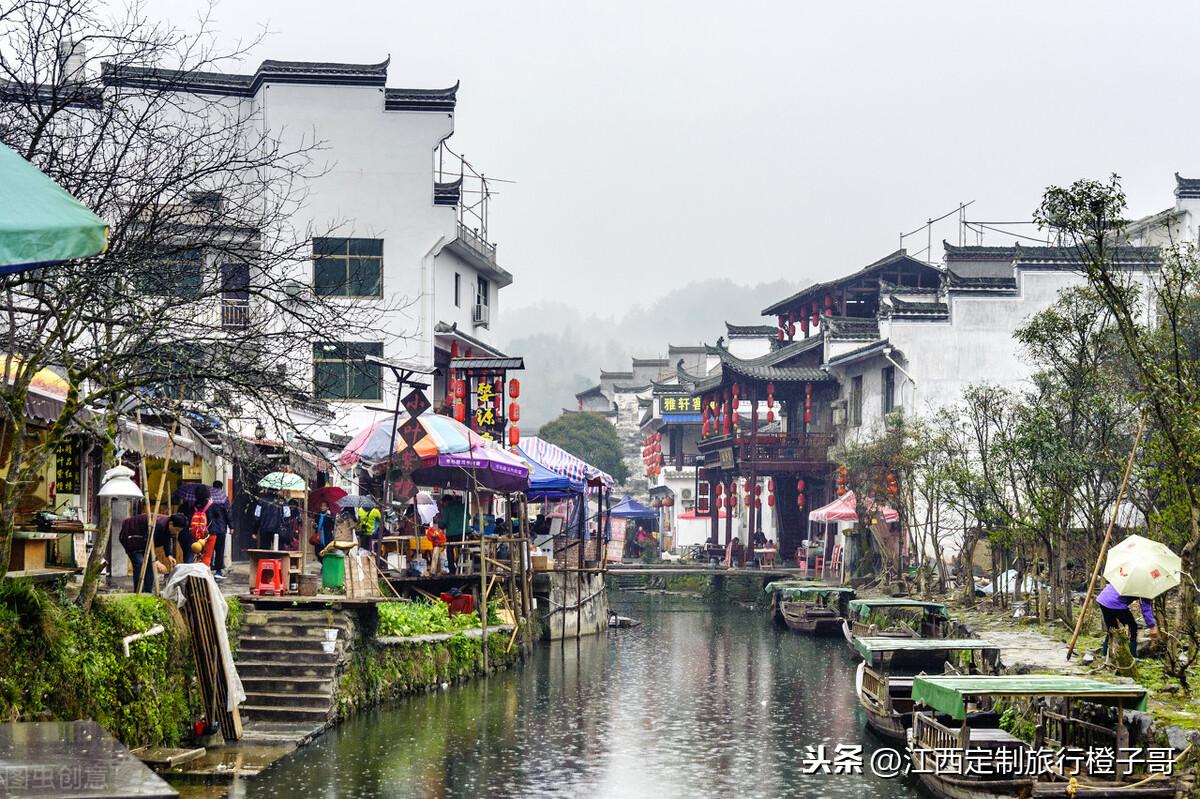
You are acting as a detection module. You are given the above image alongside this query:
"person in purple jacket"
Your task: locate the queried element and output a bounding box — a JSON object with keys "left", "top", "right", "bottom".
{"left": 1097, "top": 583, "right": 1158, "bottom": 658}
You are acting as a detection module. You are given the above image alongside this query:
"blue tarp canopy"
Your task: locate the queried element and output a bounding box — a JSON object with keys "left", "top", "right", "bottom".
{"left": 524, "top": 453, "right": 585, "bottom": 500}
{"left": 609, "top": 495, "right": 657, "bottom": 519}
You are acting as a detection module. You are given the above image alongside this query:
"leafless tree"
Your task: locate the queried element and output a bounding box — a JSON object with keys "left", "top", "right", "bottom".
{"left": 0, "top": 0, "right": 410, "bottom": 605}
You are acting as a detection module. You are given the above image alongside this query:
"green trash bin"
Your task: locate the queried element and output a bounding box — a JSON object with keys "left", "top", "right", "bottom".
{"left": 322, "top": 551, "right": 346, "bottom": 590}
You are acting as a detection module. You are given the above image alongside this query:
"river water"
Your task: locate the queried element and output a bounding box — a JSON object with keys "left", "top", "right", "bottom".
{"left": 245, "top": 594, "right": 924, "bottom": 799}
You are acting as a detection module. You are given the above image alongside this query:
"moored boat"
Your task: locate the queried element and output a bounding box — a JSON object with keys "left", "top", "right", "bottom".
{"left": 852, "top": 637, "right": 1000, "bottom": 743}
{"left": 842, "top": 597, "right": 952, "bottom": 653}
{"left": 908, "top": 674, "right": 1194, "bottom": 799}
{"left": 764, "top": 583, "right": 855, "bottom": 635}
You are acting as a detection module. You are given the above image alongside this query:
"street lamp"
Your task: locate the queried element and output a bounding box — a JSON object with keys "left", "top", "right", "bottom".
{"left": 254, "top": 420, "right": 266, "bottom": 440}
{"left": 97, "top": 465, "right": 143, "bottom": 499}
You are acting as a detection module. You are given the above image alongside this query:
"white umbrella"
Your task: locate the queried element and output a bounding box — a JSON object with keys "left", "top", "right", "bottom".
{"left": 415, "top": 491, "right": 438, "bottom": 526}
{"left": 258, "top": 472, "right": 306, "bottom": 491}
{"left": 1103, "top": 535, "right": 1181, "bottom": 599}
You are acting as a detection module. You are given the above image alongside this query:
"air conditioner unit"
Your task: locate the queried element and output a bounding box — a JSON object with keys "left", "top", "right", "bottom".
{"left": 472, "top": 303, "right": 490, "bottom": 327}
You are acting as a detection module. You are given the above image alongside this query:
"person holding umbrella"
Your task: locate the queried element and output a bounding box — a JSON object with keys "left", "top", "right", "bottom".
{"left": 1098, "top": 534, "right": 1180, "bottom": 659}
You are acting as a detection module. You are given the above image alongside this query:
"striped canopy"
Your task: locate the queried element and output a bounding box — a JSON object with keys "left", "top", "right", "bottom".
{"left": 517, "top": 436, "right": 614, "bottom": 487}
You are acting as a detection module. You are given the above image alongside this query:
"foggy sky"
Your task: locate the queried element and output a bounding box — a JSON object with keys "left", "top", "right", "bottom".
{"left": 146, "top": 0, "right": 1200, "bottom": 313}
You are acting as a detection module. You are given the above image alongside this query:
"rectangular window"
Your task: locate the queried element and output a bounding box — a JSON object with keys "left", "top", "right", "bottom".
{"left": 882, "top": 365, "right": 896, "bottom": 414}
{"left": 454, "top": 273, "right": 461, "bottom": 307}
{"left": 313, "top": 342, "right": 383, "bottom": 401}
{"left": 697, "top": 481, "right": 710, "bottom": 514}
{"left": 850, "top": 375, "right": 863, "bottom": 427}
{"left": 313, "top": 237, "right": 383, "bottom": 297}
{"left": 142, "top": 248, "right": 203, "bottom": 297}
{"left": 477, "top": 275, "right": 490, "bottom": 307}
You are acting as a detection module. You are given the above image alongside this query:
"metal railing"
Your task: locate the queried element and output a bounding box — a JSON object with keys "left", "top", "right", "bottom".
{"left": 457, "top": 221, "right": 498, "bottom": 265}
{"left": 221, "top": 298, "right": 249, "bottom": 328}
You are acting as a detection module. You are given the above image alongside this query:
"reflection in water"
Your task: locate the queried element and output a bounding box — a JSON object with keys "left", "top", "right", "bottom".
{"left": 246, "top": 595, "right": 922, "bottom": 799}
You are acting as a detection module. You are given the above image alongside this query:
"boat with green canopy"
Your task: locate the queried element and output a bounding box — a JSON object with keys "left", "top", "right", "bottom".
{"left": 763, "top": 581, "right": 855, "bottom": 635}
{"left": 909, "top": 674, "right": 1191, "bottom": 799}
{"left": 842, "top": 597, "right": 952, "bottom": 652}
{"left": 852, "top": 637, "right": 1000, "bottom": 744}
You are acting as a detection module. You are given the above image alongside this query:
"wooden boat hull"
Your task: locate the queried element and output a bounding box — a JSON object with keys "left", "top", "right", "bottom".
{"left": 855, "top": 662, "right": 908, "bottom": 743}
{"left": 915, "top": 771, "right": 1033, "bottom": 799}
{"left": 780, "top": 601, "right": 842, "bottom": 636}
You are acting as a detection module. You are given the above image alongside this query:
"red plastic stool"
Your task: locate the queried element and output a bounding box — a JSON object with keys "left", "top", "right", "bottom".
{"left": 254, "top": 559, "right": 283, "bottom": 595}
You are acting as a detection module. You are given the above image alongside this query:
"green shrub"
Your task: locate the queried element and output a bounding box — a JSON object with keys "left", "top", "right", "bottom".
{"left": 376, "top": 600, "right": 499, "bottom": 638}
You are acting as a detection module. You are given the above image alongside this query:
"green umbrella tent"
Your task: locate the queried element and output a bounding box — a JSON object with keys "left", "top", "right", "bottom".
{"left": 0, "top": 142, "right": 108, "bottom": 274}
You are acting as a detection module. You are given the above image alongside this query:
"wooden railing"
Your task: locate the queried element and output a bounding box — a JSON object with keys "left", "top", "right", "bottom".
{"left": 861, "top": 666, "right": 887, "bottom": 710}
{"left": 913, "top": 711, "right": 966, "bottom": 754}
{"left": 1040, "top": 708, "right": 1117, "bottom": 752}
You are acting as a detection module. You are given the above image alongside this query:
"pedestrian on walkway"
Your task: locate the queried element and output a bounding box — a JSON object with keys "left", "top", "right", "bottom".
{"left": 1097, "top": 582, "right": 1158, "bottom": 658}
{"left": 253, "top": 488, "right": 291, "bottom": 550}
{"left": 207, "top": 480, "right": 233, "bottom": 579}
{"left": 118, "top": 513, "right": 188, "bottom": 593}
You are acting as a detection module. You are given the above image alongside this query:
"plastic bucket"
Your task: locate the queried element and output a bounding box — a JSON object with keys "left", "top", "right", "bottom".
{"left": 322, "top": 552, "right": 346, "bottom": 590}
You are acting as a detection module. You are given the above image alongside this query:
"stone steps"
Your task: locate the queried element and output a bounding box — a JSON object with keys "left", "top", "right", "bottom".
{"left": 237, "top": 659, "right": 337, "bottom": 679}
{"left": 238, "top": 635, "right": 334, "bottom": 652}
{"left": 240, "top": 675, "right": 333, "bottom": 695}
{"left": 237, "top": 646, "right": 339, "bottom": 664}
{"left": 240, "top": 703, "right": 332, "bottom": 724}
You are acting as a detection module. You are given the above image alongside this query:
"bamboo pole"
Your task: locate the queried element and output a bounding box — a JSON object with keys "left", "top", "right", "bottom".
{"left": 474, "top": 485, "right": 488, "bottom": 671}
{"left": 1066, "top": 410, "right": 1147, "bottom": 660}
{"left": 135, "top": 411, "right": 180, "bottom": 595}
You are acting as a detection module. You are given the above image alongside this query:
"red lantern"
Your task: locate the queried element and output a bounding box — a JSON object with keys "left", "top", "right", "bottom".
{"left": 800, "top": 317, "right": 809, "bottom": 334}
{"left": 754, "top": 484, "right": 762, "bottom": 496}
{"left": 796, "top": 479, "right": 805, "bottom": 492}
{"left": 755, "top": 498, "right": 761, "bottom": 509}
{"left": 824, "top": 294, "right": 833, "bottom": 308}
{"left": 509, "top": 403, "right": 520, "bottom": 422}
{"left": 509, "top": 426, "right": 520, "bottom": 446}
{"left": 717, "top": 496, "right": 726, "bottom": 509}
{"left": 767, "top": 495, "right": 775, "bottom": 507}
{"left": 450, "top": 341, "right": 460, "bottom": 358}
{"left": 767, "top": 478, "right": 775, "bottom": 492}
{"left": 454, "top": 380, "right": 466, "bottom": 399}
{"left": 453, "top": 403, "right": 466, "bottom": 423}
{"left": 797, "top": 493, "right": 805, "bottom": 509}
{"left": 766, "top": 410, "right": 775, "bottom": 424}
{"left": 788, "top": 322, "right": 796, "bottom": 337}
{"left": 767, "top": 382, "right": 775, "bottom": 397}
{"left": 509, "top": 378, "right": 520, "bottom": 399}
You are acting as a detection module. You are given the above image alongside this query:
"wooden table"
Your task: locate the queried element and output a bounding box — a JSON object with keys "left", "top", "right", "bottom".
{"left": 245, "top": 549, "right": 293, "bottom": 594}
{"left": 9, "top": 530, "right": 59, "bottom": 571}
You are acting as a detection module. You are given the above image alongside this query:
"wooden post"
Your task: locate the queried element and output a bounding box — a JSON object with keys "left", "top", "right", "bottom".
{"left": 577, "top": 483, "right": 586, "bottom": 639}
{"left": 1066, "top": 411, "right": 1146, "bottom": 660}
{"left": 748, "top": 396, "right": 759, "bottom": 568}
{"left": 475, "top": 486, "right": 487, "bottom": 671}
{"left": 136, "top": 412, "right": 179, "bottom": 595}
{"left": 709, "top": 478, "right": 719, "bottom": 546}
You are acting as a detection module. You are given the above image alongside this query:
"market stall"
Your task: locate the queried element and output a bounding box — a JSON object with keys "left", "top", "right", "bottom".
{"left": 805, "top": 490, "right": 899, "bottom": 582}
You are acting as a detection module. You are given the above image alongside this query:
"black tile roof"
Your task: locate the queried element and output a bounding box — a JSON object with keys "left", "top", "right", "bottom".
{"left": 632, "top": 358, "right": 669, "bottom": 367}
{"left": 725, "top": 322, "right": 778, "bottom": 337}
{"left": 450, "top": 357, "right": 525, "bottom": 371}
{"left": 613, "top": 383, "right": 651, "bottom": 394}
{"left": 942, "top": 243, "right": 1018, "bottom": 261}
{"left": 824, "top": 339, "right": 891, "bottom": 367}
{"left": 825, "top": 316, "right": 880, "bottom": 341}
{"left": 1177, "top": 173, "right": 1200, "bottom": 199}
{"left": 575, "top": 384, "right": 604, "bottom": 399}
{"left": 104, "top": 59, "right": 392, "bottom": 96}
{"left": 434, "top": 321, "right": 508, "bottom": 358}
{"left": 885, "top": 296, "right": 949, "bottom": 319}
{"left": 434, "top": 179, "right": 462, "bottom": 207}
{"left": 945, "top": 271, "right": 1018, "bottom": 291}
{"left": 944, "top": 242, "right": 1157, "bottom": 267}
{"left": 762, "top": 250, "right": 939, "bottom": 316}
{"left": 677, "top": 341, "right": 834, "bottom": 393}
{"left": 384, "top": 83, "right": 459, "bottom": 112}
{"left": 600, "top": 370, "right": 634, "bottom": 380}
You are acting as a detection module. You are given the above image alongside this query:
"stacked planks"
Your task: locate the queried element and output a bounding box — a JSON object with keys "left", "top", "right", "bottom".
{"left": 182, "top": 575, "right": 242, "bottom": 740}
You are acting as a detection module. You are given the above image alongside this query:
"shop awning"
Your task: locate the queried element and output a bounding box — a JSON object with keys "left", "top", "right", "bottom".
{"left": 808, "top": 490, "right": 898, "bottom": 523}
{"left": 0, "top": 142, "right": 108, "bottom": 274}
{"left": 518, "top": 436, "right": 614, "bottom": 487}
{"left": 119, "top": 417, "right": 217, "bottom": 465}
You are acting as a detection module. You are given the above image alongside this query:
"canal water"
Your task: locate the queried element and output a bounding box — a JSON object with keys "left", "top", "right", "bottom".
{"left": 244, "top": 594, "right": 924, "bottom": 799}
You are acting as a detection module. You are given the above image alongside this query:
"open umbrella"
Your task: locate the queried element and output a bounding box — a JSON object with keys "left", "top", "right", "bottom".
{"left": 0, "top": 142, "right": 108, "bottom": 274}
{"left": 337, "top": 414, "right": 481, "bottom": 467}
{"left": 1104, "top": 535, "right": 1181, "bottom": 599}
{"left": 309, "top": 485, "right": 348, "bottom": 511}
{"left": 338, "top": 495, "right": 378, "bottom": 510}
{"left": 258, "top": 472, "right": 306, "bottom": 492}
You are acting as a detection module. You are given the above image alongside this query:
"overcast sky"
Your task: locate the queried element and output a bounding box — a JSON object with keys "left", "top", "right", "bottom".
{"left": 147, "top": 0, "right": 1200, "bottom": 311}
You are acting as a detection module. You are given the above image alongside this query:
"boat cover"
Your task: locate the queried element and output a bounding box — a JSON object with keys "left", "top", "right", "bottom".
{"left": 848, "top": 598, "right": 948, "bottom": 619}
{"left": 911, "top": 674, "right": 1149, "bottom": 720}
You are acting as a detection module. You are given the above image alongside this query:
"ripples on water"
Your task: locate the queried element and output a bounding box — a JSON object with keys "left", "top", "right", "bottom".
{"left": 245, "top": 594, "right": 924, "bottom": 799}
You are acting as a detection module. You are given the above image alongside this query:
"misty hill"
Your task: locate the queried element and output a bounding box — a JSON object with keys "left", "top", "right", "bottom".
{"left": 500, "top": 278, "right": 805, "bottom": 431}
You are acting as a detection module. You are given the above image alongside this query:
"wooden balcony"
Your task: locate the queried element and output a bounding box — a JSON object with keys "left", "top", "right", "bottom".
{"left": 697, "top": 431, "right": 834, "bottom": 473}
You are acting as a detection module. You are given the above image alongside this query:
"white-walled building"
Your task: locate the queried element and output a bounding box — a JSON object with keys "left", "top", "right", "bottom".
{"left": 108, "top": 58, "right": 515, "bottom": 443}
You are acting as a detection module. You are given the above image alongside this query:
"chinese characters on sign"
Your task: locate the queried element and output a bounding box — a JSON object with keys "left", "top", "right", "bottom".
{"left": 54, "top": 435, "right": 82, "bottom": 495}
{"left": 661, "top": 396, "right": 702, "bottom": 413}
{"left": 473, "top": 378, "right": 505, "bottom": 441}
{"left": 790, "top": 744, "right": 1176, "bottom": 779}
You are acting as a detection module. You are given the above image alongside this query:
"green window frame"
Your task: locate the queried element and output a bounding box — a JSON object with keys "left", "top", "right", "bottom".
{"left": 313, "top": 342, "right": 383, "bottom": 401}
{"left": 313, "top": 237, "right": 383, "bottom": 297}
{"left": 141, "top": 247, "right": 203, "bottom": 297}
